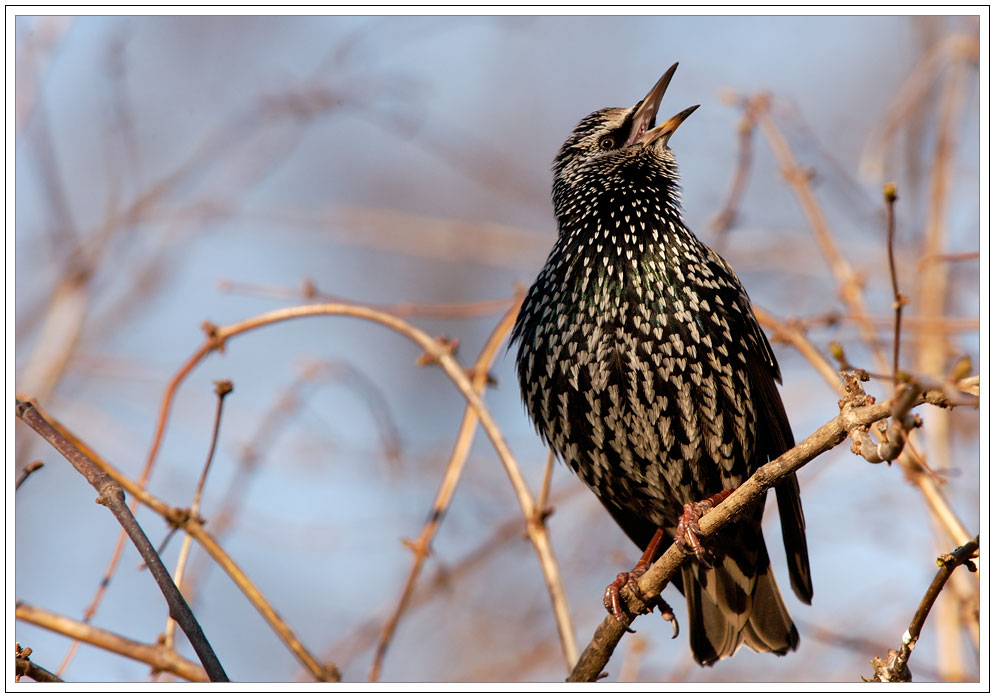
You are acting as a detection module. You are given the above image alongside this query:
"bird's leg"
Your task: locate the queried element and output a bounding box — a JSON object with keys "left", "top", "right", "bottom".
{"left": 603, "top": 527, "right": 679, "bottom": 637}
{"left": 675, "top": 488, "right": 735, "bottom": 562}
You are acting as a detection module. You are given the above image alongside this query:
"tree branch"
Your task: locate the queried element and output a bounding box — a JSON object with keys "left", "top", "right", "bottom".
{"left": 14, "top": 397, "right": 339, "bottom": 682}
{"left": 868, "top": 535, "right": 980, "bottom": 682}
{"left": 16, "top": 604, "right": 207, "bottom": 682}
{"left": 15, "top": 643, "right": 63, "bottom": 683}
{"left": 566, "top": 384, "right": 970, "bottom": 681}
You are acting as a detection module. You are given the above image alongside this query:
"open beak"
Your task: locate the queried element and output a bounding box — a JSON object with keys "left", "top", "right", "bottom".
{"left": 623, "top": 62, "right": 699, "bottom": 148}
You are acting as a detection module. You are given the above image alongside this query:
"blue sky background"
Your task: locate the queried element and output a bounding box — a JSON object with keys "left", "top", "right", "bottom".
{"left": 12, "top": 13, "right": 982, "bottom": 683}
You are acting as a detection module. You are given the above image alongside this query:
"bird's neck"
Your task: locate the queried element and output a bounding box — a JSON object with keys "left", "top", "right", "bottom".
{"left": 545, "top": 199, "right": 707, "bottom": 323}
{"left": 553, "top": 180, "right": 697, "bottom": 265}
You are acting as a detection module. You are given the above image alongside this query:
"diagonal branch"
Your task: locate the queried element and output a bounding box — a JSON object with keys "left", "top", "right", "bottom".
{"left": 753, "top": 95, "right": 888, "bottom": 369}
{"left": 14, "top": 400, "right": 229, "bottom": 682}
{"left": 869, "top": 535, "right": 980, "bottom": 682}
{"left": 567, "top": 383, "right": 973, "bottom": 681}
{"left": 14, "top": 397, "right": 340, "bottom": 682}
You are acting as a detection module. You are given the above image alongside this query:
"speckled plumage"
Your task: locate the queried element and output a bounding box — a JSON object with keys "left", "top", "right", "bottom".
{"left": 511, "top": 64, "right": 813, "bottom": 665}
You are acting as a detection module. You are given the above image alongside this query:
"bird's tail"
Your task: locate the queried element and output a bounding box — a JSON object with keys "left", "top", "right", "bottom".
{"left": 681, "top": 537, "right": 799, "bottom": 666}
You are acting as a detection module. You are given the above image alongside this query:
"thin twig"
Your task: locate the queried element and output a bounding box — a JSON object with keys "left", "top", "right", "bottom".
{"left": 14, "top": 400, "right": 229, "bottom": 682}
{"left": 859, "top": 30, "right": 978, "bottom": 180}
{"left": 883, "top": 183, "right": 905, "bottom": 386}
{"left": 753, "top": 304, "right": 840, "bottom": 391}
{"left": 537, "top": 449, "right": 556, "bottom": 518}
{"left": 868, "top": 535, "right": 980, "bottom": 682}
{"left": 160, "top": 380, "right": 233, "bottom": 663}
{"left": 917, "top": 251, "right": 980, "bottom": 268}
{"left": 15, "top": 460, "right": 44, "bottom": 490}
{"left": 709, "top": 91, "right": 759, "bottom": 240}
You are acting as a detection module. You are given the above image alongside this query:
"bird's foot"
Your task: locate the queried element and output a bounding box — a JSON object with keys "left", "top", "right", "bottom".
{"left": 603, "top": 564, "right": 649, "bottom": 632}
{"left": 675, "top": 489, "right": 734, "bottom": 563}
{"left": 603, "top": 548, "right": 679, "bottom": 638}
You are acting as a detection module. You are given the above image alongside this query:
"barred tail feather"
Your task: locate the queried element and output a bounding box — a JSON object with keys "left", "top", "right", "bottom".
{"left": 683, "top": 545, "right": 799, "bottom": 666}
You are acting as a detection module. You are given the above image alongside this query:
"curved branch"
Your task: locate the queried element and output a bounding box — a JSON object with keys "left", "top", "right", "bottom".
{"left": 368, "top": 295, "right": 568, "bottom": 681}
{"left": 198, "top": 302, "right": 576, "bottom": 674}
{"left": 30, "top": 299, "right": 573, "bottom": 682}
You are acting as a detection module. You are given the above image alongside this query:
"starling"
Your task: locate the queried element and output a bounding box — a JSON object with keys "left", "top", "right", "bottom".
{"left": 511, "top": 63, "right": 813, "bottom": 666}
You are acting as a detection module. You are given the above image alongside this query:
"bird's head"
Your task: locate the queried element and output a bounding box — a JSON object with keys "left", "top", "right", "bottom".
{"left": 552, "top": 63, "right": 698, "bottom": 221}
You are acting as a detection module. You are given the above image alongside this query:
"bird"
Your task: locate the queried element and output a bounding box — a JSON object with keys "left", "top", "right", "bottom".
{"left": 510, "top": 63, "right": 813, "bottom": 666}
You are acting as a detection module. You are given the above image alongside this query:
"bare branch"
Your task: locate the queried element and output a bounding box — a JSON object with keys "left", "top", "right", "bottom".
{"left": 15, "top": 460, "right": 45, "bottom": 491}
{"left": 709, "top": 91, "right": 760, "bottom": 239}
{"left": 369, "top": 296, "right": 539, "bottom": 680}
{"left": 15, "top": 398, "right": 340, "bottom": 683}
{"left": 883, "top": 183, "right": 906, "bottom": 387}
{"left": 567, "top": 385, "right": 972, "bottom": 681}
{"left": 14, "top": 400, "right": 229, "bottom": 682}
{"left": 753, "top": 93, "right": 889, "bottom": 368}
{"left": 160, "top": 380, "right": 234, "bottom": 664}
{"left": 16, "top": 604, "right": 206, "bottom": 682}
{"left": 15, "top": 644, "right": 64, "bottom": 683}
{"left": 868, "top": 536, "right": 980, "bottom": 682}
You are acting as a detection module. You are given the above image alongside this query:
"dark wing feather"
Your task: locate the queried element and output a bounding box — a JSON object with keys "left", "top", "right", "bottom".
{"left": 715, "top": 242, "right": 813, "bottom": 605}
{"left": 745, "top": 352, "right": 813, "bottom": 604}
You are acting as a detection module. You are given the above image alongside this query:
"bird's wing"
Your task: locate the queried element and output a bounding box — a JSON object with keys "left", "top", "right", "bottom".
{"left": 707, "top": 245, "right": 813, "bottom": 605}
{"left": 744, "top": 335, "right": 813, "bottom": 605}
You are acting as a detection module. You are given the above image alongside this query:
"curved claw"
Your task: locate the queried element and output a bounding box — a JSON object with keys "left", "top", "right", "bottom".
{"left": 653, "top": 596, "right": 680, "bottom": 639}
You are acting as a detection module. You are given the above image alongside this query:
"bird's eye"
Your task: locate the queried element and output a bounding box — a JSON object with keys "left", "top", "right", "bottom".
{"left": 599, "top": 135, "right": 616, "bottom": 150}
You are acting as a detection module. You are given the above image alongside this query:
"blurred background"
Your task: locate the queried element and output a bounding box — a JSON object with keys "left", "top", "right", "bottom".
{"left": 13, "top": 14, "right": 982, "bottom": 683}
